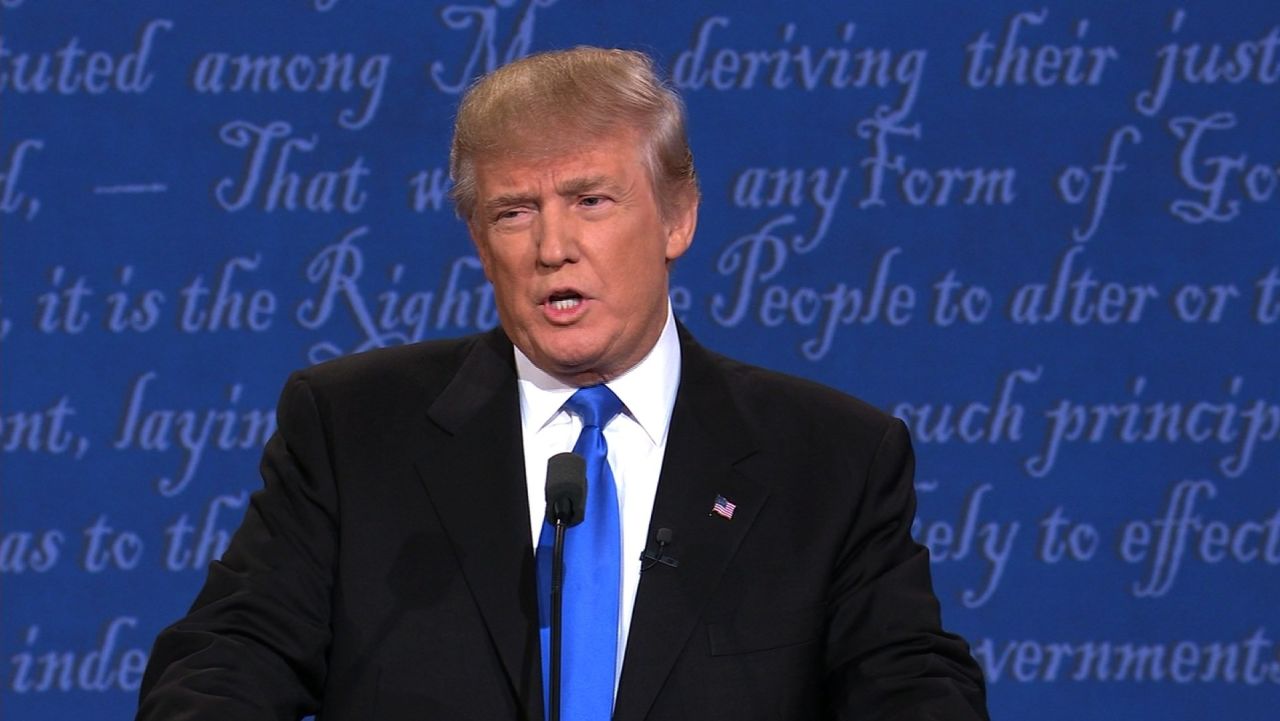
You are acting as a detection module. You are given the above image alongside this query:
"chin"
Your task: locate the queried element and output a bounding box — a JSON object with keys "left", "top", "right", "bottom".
{"left": 536, "top": 342, "right": 609, "bottom": 376}
{"left": 543, "top": 350, "right": 601, "bottom": 374}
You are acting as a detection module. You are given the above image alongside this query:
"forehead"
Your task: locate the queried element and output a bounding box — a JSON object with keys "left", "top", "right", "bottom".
{"left": 472, "top": 131, "right": 651, "bottom": 195}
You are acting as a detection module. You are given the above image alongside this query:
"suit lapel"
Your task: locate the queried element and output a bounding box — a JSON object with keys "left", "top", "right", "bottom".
{"left": 412, "top": 330, "right": 544, "bottom": 721}
{"left": 614, "top": 331, "right": 767, "bottom": 721}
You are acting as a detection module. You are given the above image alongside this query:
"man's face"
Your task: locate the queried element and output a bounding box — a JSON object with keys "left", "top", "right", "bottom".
{"left": 468, "top": 131, "right": 696, "bottom": 385}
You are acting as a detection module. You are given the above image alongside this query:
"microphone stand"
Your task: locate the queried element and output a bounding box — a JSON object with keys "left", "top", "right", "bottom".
{"left": 549, "top": 519, "right": 567, "bottom": 721}
{"left": 543, "top": 451, "right": 585, "bottom": 721}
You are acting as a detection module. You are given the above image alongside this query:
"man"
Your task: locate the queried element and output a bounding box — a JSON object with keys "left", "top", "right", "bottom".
{"left": 138, "top": 47, "right": 988, "bottom": 720}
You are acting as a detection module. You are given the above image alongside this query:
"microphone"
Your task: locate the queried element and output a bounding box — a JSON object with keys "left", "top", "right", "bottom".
{"left": 544, "top": 451, "right": 586, "bottom": 721}
{"left": 639, "top": 527, "right": 680, "bottom": 570}
{"left": 545, "top": 452, "right": 586, "bottom": 527}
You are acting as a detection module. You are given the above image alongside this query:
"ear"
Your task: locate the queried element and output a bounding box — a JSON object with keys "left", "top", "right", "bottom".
{"left": 663, "top": 195, "right": 698, "bottom": 262}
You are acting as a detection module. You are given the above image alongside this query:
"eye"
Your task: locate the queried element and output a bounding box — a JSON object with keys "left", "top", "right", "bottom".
{"left": 493, "top": 207, "right": 530, "bottom": 224}
{"left": 579, "top": 195, "right": 612, "bottom": 209}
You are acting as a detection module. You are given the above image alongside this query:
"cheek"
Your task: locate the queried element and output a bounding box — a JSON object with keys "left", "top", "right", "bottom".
{"left": 473, "top": 242, "right": 499, "bottom": 283}
{"left": 481, "top": 247, "right": 526, "bottom": 288}
{"left": 615, "top": 262, "right": 667, "bottom": 309}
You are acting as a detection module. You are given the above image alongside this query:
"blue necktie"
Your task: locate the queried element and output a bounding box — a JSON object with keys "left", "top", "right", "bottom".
{"left": 537, "top": 385, "right": 624, "bottom": 721}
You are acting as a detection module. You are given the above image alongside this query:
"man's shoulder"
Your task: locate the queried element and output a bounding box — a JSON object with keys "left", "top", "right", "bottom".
{"left": 687, "top": 338, "right": 897, "bottom": 440}
{"left": 283, "top": 330, "right": 507, "bottom": 407}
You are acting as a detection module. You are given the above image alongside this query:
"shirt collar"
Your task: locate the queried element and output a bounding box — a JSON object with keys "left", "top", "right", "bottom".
{"left": 515, "top": 304, "right": 681, "bottom": 446}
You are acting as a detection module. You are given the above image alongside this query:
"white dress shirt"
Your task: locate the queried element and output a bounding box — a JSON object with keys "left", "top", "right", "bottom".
{"left": 515, "top": 304, "right": 681, "bottom": 694}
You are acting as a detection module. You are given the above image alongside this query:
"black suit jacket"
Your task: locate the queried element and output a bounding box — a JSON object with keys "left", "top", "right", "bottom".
{"left": 138, "top": 327, "right": 987, "bottom": 720}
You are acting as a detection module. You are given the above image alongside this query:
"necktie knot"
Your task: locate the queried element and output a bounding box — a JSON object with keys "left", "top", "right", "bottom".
{"left": 565, "top": 384, "right": 623, "bottom": 430}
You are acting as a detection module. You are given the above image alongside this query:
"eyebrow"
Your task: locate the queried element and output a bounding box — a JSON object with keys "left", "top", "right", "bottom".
{"left": 480, "top": 174, "right": 626, "bottom": 214}
{"left": 482, "top": 192, "right": 538, "bottom": 213}
{"left": 556, "top": 175, "right": 617, "bottom": 197}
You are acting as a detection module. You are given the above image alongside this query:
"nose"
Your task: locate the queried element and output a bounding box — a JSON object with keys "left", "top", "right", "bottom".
{"left": 535, "top": 206, "right": 580, "bottom": 268}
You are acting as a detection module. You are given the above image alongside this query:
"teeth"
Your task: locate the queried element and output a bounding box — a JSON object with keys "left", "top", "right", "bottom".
{"left": 550, "top": 297, "right": 581, "bottom": 310}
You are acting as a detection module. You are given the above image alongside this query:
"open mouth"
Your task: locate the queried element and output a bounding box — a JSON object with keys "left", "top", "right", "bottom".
{"left": 547, "top": 291, "right": 583, "bottom": 310}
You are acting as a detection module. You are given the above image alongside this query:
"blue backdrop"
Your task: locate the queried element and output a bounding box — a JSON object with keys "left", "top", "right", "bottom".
{"left": 3, "top": 1, "right": 1278, "bottom": 719}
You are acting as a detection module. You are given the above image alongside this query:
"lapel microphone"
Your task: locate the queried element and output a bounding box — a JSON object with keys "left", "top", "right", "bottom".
{"left": 639, "top": 527, "right": 680, "bottom": 571}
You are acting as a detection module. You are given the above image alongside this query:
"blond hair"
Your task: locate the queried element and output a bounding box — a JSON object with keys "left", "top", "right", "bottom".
{"left": 449, "top": 46, "right": 699, "bottom": 221}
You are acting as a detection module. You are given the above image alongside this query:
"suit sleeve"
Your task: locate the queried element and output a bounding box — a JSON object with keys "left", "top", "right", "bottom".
{"left": 823, "top": 419, "right": 989, "bottom": 721}
{"left": 136, "top": 373, "right": 338, "bottom": 721}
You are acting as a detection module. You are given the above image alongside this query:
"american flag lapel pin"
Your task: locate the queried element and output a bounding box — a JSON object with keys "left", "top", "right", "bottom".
{"left": 710, "top": 494, "right": 736, "bottom": 520}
